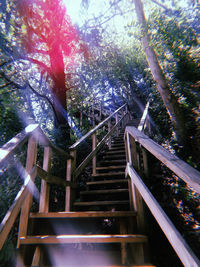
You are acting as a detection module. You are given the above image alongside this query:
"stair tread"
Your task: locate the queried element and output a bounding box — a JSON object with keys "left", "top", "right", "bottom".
{"left": 92, "top": 172, "right": 125, "bottom": 177}
{"left": 106, "top": 150, "right": 125, "bottom": 154}
{"left": 74, "top": 200, "right": 129, "bottom": 206}
{"left": 20, "top": 234, "right": 148, "bottom": 244}
{"left": 80, "top": 189, "right": 129, "bottom": 195}
{"left": 87, "top": 179, "right": 128, "bottom": 185}
{"left": 30, "top": 211, "right": 137, "bottom": 218}
{"left": 96, "top": 166, "right": 126, "bottom": 170}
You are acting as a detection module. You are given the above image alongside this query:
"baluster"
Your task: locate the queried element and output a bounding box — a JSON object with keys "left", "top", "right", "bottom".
{"left": 108, "top": 119, "right": 111, "bottom": 149}
{"left": 39, "top": 146, "right": 52, "bottom": 212}
{"left": 115, "top": 112, "right": 119, "bottom": 137}
{"left": 65, "top": 149, "right": 76, "bottom": 211}
{"left": 92, "top": 133, "right": 97, "bottom": 175}
{"left": 17, "top": 135, "right": 37, "bottom": 248}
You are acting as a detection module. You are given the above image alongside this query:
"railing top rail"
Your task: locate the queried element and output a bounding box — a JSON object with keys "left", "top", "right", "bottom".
{"left": 138, "top": 101, "right": 150, "bottom": 132}
{"left": 125, "top": 126, "right": 200, "bottom": 194}
{"left": 70, "top": 103, "right": 126, "bottom": 150}
{"left": 0, "top": 124, "right": 39, "bottom": 168}
{"left": 0, "top": 124, "right": 71, "bottom": 168}
{"left": 126, "top": 163, "right": 200, "bottom": 267}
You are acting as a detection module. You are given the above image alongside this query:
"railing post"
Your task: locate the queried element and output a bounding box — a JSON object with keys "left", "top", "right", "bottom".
{"left": 108, "top": 119, "right": 111, "bottom": 149}
{"left": 39, "top": 146, "right": 52, "bottom": 212}
{"left": 17, "top": 135, "right": 37, "bottom": 248}
{"left": 92, "top": 133, "right": 97, "bottom": 175}
{"left": 115, "top": 112, "right": 119, "bottom": 137}
{"left": 126, "top": 132, "right": 145, "bottom": 233}
{"left": 65, "top": 149, "right": 76, "bottom": 211}
{"left": 32, "top": 147, "right": 51, "bottom": 267}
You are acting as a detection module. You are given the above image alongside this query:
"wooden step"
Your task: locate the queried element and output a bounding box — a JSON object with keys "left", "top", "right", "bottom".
{"left": 20, "top": 234, "right": 148, "bottom": 244}
{"left": 103, "top": 155, "right": 126, "bottom": 160}
{"left": 74, "top": 200, "right": 129, "bottom": 208}
{"left": 96, "top": 166, "right": 126, "bottom": 171}
{"left": 87, "top": 179, "right": 128, "bottom": 186}
{"left": 80, "top": 189, "right": 129, "bottom": 196}
{"left": 92, "top": 172, "right": 125, "bottom": 179}
{"left": 100, "top": 159, "right": 126, "bottom": 166}
{"left": 30, "top": 211, "right": 137, "bottom": 218}
{"left": 111, "top": 145, "right": 125, "bottom": 150}
{"left": 106, "top": 150, "right": 125, "bottom": 155}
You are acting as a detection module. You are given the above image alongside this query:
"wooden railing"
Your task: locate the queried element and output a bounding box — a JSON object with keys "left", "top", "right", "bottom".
{"left": 0, "top": 124, "right": 72, "bottom": 251}
{"left": 0, "top": 103, "right": 129, "bottom": 251}
{"left": 66, "top": 103, "right": 129, "bottom": 210}
{"left": 124, "top": 104, "right": 200, "bottom": 266}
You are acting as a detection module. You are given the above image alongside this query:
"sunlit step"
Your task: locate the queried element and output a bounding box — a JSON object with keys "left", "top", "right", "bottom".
{"left": 20, "top": 234, "right": 148, "bottom": 245}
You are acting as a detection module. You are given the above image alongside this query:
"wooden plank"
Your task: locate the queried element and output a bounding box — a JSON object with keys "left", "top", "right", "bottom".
{"left": 74, "top": 200, "right": 129, "bottom": 206}
{"left": 0, "top": 124, "right": 39, "bottom": 168}
{"left": 87, "top": 179, "right": 128, "bottom": 186}
{"left": 0, "top": 166, "right": 37, "bottom": 250}
{"left": 73, "top": 114, "right": 126, "bottom": 179}
{"left": 126, "top": 163, "right": 200, "bottom": 267}
{"left": 92, "top": 133, "right": 97, "bottom": 175}
{"left": 30, "top": 211, "right": 137, "bottom": 218}
{"left": 80, "top": 189, "right": 128, "bottom": 195}
{"left": 20, "top": 234, "right": 148, "bottom": 244}
{"left": 36, "top": 165, "right": 77, "bottom": 188}
{"left": 17, "top": 136, "right": 37, "bottom": 248}
{"left": 126, "top": 126, "right": 200, "bottom": 194}
{"left": 39, "top": 147, "right": 51, "bottom": 213}
{"left": 66, "top": 149, "right": 77, "bottom": 211}
{"left": 92, "top": 172, "right": 125, "bottom": 177}
{"left": 96, "top": 166, "right": 126, "bottom": 170}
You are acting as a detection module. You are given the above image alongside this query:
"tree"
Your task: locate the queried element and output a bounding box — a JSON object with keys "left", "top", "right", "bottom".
{"left": 133, "top": 0, "right": 197, "bottom": 157}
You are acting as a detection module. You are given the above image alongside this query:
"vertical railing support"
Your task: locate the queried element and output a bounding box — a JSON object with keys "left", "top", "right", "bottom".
{"left": 17, "top": 135, "right": 37, "bottom": 248}
{"left": 92, "top": 133, "right": 97, "bottom": 175}
{"left": 39, "top": 146, "right": 52, "bottom": 212}
{"left": 66, "top": 149, "right": 76, "bottom": 211}
{"left": 115, "top": 112, "right": 119, "bottom": 137}
{"left": 108, "top": 119, "right": 111, "bottom": 149}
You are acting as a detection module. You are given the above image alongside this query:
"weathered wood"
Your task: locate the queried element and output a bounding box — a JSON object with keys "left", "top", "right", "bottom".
{"left": 70, "top": 104, "right": 126, "bottom": 150}
{"left": 80, "top": 189, "right": 128, "bottom": 195}
{"left": 0, "top": 166, "right": 37, "bottom": 250}
{"left": 87, "top": 179, "right": 128, "bottom": 186}
{"left": 92, "top": 133, "right": 97, "bottom": 175}
{"left": 39, "top": 147, "right": 52, "bottom": 213}
{"left": 73, "top": 114, "right": 126, "bottom": 179}
{"left": 73, "top": 200, "right": 129, "bottom": 207}
{"left": 30, "top": 211, "right": 137, "bottom": 218}
{"left": 126, "top": 163, "right": 200, "bottom": 267}
{"left": 20, "top": 234, "right": 148, "bottom": 244}
{"left": 108, "top": 119, "right": 112, "bottom": 149}
{"left": 17, "top": 136, "right": 38, "bottom": 248}
{"left": 0, "top": 124, "right": 39, "bottom": 168}
{"left": 66, "top": 149, "right": 77, "bottom": 211}
{"left": 36, "top": 165, "right": 77, "bottom": 188}
{"left": 126, "top": 126, "right": 200, "bottom": 194}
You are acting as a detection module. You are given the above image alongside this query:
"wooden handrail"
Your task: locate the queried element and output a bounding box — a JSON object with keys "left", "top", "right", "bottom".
{"left": 73, "top": 113, "right": 127, "bottom": 180}
{"left": 0, "top": 165, "right": 37, "bottom": 250}
{"left": 70, "top": 104, "right": 126, "bottom": 150}
{"left": 126, "top": 163, "right": 200, "bottom": 267}
{"left": 0, "top": 124, "right": 39, "bottom": 168}
{"left": 0, "top": 124, "right": 71, "bottom": 170}
{"left": 125, "top": 126, "right": 200, "bottom": 194}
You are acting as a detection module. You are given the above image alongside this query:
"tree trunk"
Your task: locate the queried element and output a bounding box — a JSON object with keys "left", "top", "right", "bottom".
{"left": 133, "top": 0, "right": 188, "bottom": 146}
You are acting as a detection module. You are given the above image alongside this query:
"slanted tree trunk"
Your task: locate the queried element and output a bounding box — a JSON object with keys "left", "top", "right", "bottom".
{"left": 133, "top": 0, "right": 188, "bottom": 147}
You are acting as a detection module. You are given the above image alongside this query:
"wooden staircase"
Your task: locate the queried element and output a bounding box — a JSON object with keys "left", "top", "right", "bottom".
{"left": 1, "top": 103, "right": 199, "bottom": 267}
{"left": 18, "top": 131, "right": 154, "bottom": 266}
